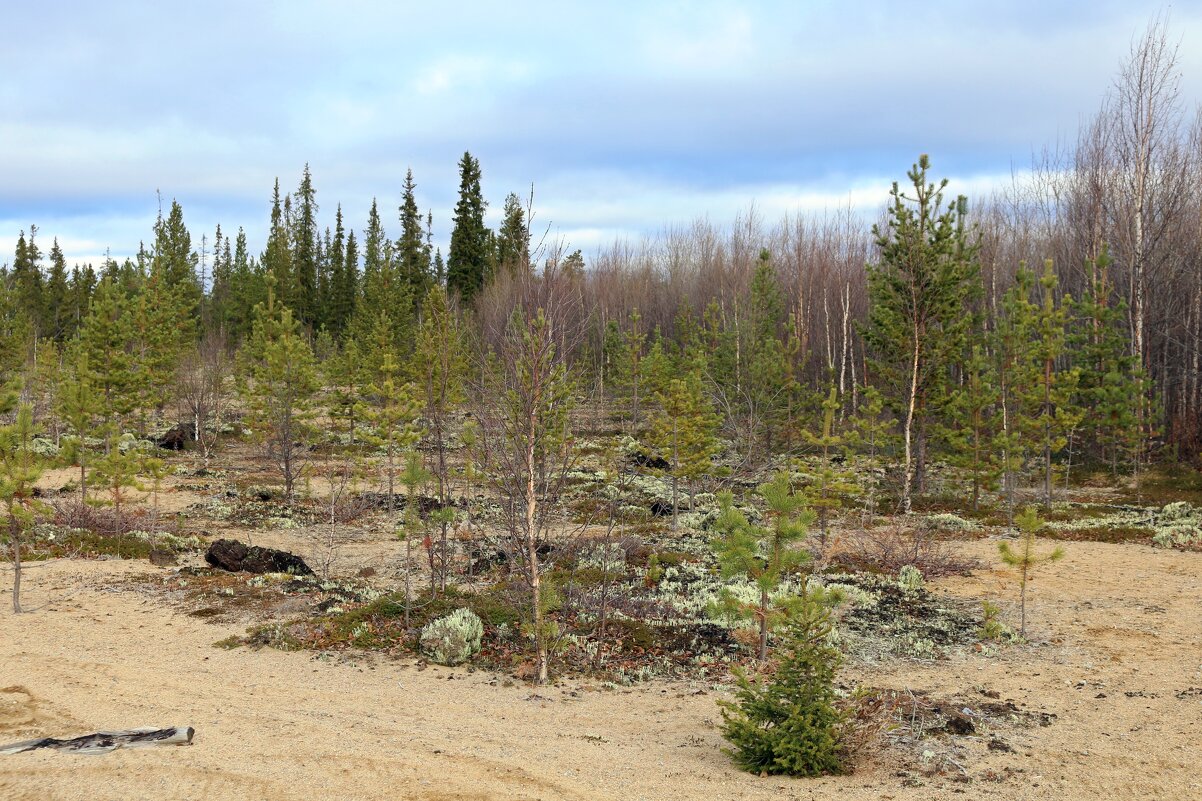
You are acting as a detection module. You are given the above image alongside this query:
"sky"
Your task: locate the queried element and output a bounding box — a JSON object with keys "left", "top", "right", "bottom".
{"left": 3, "top": 0, "right": 1202, "bottom": 268}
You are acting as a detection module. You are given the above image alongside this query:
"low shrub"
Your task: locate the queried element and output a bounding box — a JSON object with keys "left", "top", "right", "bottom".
{"left": 420, "top": 608, "right": 484, "bottom": 666}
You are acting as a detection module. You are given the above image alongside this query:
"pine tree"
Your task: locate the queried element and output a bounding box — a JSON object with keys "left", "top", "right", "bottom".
{"left": 646, "top": 363, "right": 718, "bottom": 530}
{"left": 800, "top": 387, "right": 858, "bottom": 546}
{"left": 862, "top": 155, "right": 980, "bottom": 513}
{"left": 1026, "top": 261, "right": 1081, "bottom": 506}
{"left": 412, "top": 285, "right": 469, "bottom": 586}
{"left": 998, "top": 506, "right": 1064, "bottom": 637}
{"left": 846, "top": 386, "right": 894, "bottom": 521}
{"left": 130, "top": 268, "right": 191, "bottom": 431}
{"left": 609, "top": 309, "right": 648, "bottom": 434}
{"left": 711, "top": 473, "right": 815, "bottom": 661}
{"left": 477, "top": 308, "right": 575, "bottom": 684}
{"left": 1069, "top": 247, "right": 1144, "bottom": 475}
{"left": 718, "top": 595, "right": 845, "bottom": 777}
{"left": 362, "top": 315, "right": 420, "bottom": 525}
{"left": 0, "top": 401, "right": 47, "bottom": 613}
{"left": 90, "top": 434, "right": 144, "bottom": 535}
{"left": 942, "top": 344, "right": 1001, "bottom": 512}
{"left": 239, "top": 280, "right": 321, "bottom": 501}
{"left": 745, "top": 250, "right": 791, "bottom": 455}
{"left": 77, "top": 277, "right": 138, "bottom": 428}
{"left": 446, "top": 152, "right": 489, "bottom": 301}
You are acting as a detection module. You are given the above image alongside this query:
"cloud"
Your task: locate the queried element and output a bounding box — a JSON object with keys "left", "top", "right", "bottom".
{"left": 1, "top": 1, "right": 1200, "bottom": 269}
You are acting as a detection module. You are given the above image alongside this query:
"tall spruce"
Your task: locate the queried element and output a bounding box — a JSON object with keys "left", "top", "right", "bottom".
{"left": 495, "top": 192, "right": 530, "bottom": 276}
{"left": 397, "top": 169, "right": 430, "bottom": 317}
{"left": 291, "top": 165, "right": 320, "bottom": 326}
{"left": 446, "top": 152, "right": 489, "bottom": 301}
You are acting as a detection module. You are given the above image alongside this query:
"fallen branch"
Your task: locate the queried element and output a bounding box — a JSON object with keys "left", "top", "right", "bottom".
{"left": 1, "top": 726, "right": 194, "bottom": 755}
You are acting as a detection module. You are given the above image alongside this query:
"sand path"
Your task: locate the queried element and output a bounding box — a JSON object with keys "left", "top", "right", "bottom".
{"left": 1, "top": 540, "right": 1200, "bottom": 800}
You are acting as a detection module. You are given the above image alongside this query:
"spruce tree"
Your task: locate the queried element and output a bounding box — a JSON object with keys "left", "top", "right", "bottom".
{"left": 0, "top": 281, "right": 32, "bottom": 386}
{"left": 446, "top": 151, "right": 489, "bottom": 301}
{"left": 262, "top": 179, "right": 295, "bottom": 311}
{"left": 45, "top": 239, "right": 71, "bottom": 342}
{"left": 291, "top": 164, "right": 320, "bottom": 326}
{"left": 718, "top": 594, "right": 845, "bottom": 777}
{"left": 397, "top": 169, "right": 430, "bottom": 316}
{"left": 153, "top": 200, "right": 201, "bottom": 318}
{"left": 325, "top": 206, "right": 352, "bottom": 335}
{"left": 862, "top": 155, "right": 980, "bottom": 513}
{"left": 11, "top": 227, "right": 45, "bottom": 337}
{"left": 495, "top": 192, "right": 530, "bottom": 276}
{"left": 351, "top": 200, "right": 411, "bottom": 357}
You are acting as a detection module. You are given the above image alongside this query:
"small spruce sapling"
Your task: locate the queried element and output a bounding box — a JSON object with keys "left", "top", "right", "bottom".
{"left": 998, "top": 506, "right": 1064, "bottom": 637}
{"left": 718, "top": 594, "right": 846, "bottom": 777}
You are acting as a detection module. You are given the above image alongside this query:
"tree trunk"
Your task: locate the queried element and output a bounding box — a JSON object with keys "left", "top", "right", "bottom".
{"left": 526, "top": 413, "right": 547, "bottom": 685}
{"left": 757, "top": 586, "right": 769, "bottom": 662}
{"left": 902, "top": 331, "right": 920, "bottom": 515}
{"left": 10, "top": 513, "right": 22, "bottom": 614}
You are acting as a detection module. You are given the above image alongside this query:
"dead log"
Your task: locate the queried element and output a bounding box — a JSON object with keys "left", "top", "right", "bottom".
{"left": 1, "top": 726, "right": 194, "bottom": 755}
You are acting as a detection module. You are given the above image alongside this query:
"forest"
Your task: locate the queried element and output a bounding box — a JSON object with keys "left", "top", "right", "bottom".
{"left": 1, "top": 16, "right": 1201, "bottom": 801}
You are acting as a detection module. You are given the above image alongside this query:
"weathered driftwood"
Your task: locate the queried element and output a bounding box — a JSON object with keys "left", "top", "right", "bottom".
{"left": 0, "top": 726, "right": 194, "bottom": 755}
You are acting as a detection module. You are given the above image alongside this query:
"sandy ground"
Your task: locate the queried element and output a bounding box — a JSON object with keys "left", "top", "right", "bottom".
{"left": 1, "top": 538, "right": 1201, "bottom": 801}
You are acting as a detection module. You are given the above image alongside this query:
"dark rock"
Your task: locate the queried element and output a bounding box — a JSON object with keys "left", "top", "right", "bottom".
{"left": 988, "top": 738, "right": 1014, "bottom": 753}
{"left": 940, "top": 711, "right": 976, "bottom": 735}
{"left": 148, "top": 548, "right": 178, "bottom": 567}
{"left": 155, "top": 422, "right": 195, "bottom": 451}
{"left": 204, "top": 539, "right": 313, "bottom": 576}
{"left": 630, "top": 452, "right": 671, "bottom": 471}
{"left": 649, "top": 500, "right": 674, "bottom": 518}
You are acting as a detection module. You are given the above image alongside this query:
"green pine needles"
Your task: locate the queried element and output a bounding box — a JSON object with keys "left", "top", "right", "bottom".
{"left": 998, "top": 506, "right": 1065, "bottom": 637}
{"left": 719, "top": 596, "right": 846, "bottom": 777}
